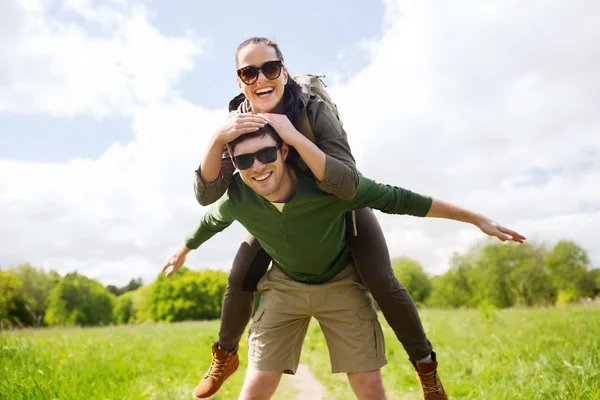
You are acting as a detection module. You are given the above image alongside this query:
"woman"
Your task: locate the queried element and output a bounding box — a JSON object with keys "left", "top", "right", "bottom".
{"left": 187, "top": 37, "right": 447, "bottom": 400}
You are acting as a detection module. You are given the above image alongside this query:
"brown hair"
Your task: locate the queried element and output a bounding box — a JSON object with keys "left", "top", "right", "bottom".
{"left": 227, "top": 124, "right": 283, "bottom": 155}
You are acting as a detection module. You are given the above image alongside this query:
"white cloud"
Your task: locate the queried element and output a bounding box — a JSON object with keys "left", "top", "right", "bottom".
{"left": 326, "top": 0, "right": 600, "bottom": 273}
{"left": 0, "top": 0, "right": 204, "bottom": 117}
{"left": 1, "top": 0, "right": 599, "bottom": 286}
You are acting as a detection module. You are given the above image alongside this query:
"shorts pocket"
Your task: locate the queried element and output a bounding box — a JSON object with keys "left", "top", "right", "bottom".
{"left": 249, "top": 308, "right": 266, "bottom": 360}
{"left": 356, "top": 304, "right": 385, "bottom": 359}
{"left": 252, "top": 307, "right": 265, "bottom": 326}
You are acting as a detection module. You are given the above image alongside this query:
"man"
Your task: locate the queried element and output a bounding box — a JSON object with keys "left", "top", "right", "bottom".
{"left": 164, "top": 125, "right": 525, "bottom": 400}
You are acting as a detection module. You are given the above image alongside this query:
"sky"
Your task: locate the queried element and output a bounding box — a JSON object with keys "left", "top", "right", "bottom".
{"left": 1, "top": 0, "right": 599, "bottom": 286}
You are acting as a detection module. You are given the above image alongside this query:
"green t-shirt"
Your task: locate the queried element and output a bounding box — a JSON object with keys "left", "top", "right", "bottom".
{"left": 186, "top": 166, "right": 432, "bottom": 284}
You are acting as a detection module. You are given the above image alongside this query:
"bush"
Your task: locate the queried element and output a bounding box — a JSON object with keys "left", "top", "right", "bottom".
{"left": 556, "top": 288, "right": 579, "bottom": 307}
{"left": 0, "top": 271, "right": 29, "bottom": 328}
{"left": 392, "top": 257, "right": 432, "bottom": 304}
{"left": 9, "top": 263, "right": 60, "bottom": 326}
{"left": 45, "top": 273, "right": 115, "bottom": 326}
{"left": 114, "top": 292, "right": 135, "bottom": 324}
{"left": 150, "top": 268, "right": 227, "bottom": 322}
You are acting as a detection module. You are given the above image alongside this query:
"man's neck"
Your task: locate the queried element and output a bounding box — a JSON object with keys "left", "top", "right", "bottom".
{"left": 263, "top": 165, "right": 297, "bottom": 203}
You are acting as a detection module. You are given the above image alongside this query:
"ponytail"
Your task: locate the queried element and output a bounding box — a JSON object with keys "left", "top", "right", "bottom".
{"left": 282, "top": 77, "right": 304, "bottom": 127}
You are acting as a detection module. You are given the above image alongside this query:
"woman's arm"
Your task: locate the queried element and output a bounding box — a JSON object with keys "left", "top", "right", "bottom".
{"left": 194, "top": 113, "right": 266, "bottom": 206}
{"left": 261, "top": 99, "right": 360, "bottom": 201}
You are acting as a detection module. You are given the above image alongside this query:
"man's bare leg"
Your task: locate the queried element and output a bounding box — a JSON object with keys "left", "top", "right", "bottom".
{"left": 347, "top": 370, "right": 387, "bottom": 400}
{"left": 239, "top": 369, "right": 283, "bottom": 400}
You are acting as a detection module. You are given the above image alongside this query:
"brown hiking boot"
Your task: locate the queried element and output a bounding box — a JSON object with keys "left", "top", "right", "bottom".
{"left": 414, "top": 352, "right": 448, "bottom": 400}
{"left": 193, "top": 342, "right": 239, "bottom": 400}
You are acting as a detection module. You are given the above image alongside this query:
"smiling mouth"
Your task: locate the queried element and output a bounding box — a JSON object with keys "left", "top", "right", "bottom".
{"left": 253, "top": 172, "right": 272, "bottom": 182}
{"left": 254, "top": 87, "right": 274, "bottom": 98}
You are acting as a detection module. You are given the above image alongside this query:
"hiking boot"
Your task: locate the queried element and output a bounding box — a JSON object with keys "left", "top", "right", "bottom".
{"left": 413, "top": 352, "right": 448, "bottom": 400}
{"left": 193, "top": 342, "right": 239, "bottom": 400}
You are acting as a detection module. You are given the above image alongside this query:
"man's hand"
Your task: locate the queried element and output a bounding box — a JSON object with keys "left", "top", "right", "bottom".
{"left": 476, "top": 217, "right": 526, "bottom": 243}
{"left": 161, "top": 246, "right": 191, "bottom": 278}
{"left": 213, "top": 113, "right": 267, "bottom": 145}
{"left": 258, "top": 113, "right": 304, "bottom": 146}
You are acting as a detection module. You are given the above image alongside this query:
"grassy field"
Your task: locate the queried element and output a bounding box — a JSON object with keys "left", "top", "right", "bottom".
{"left": 300, "top": 306, "right": 600, "bottom": 399}
{"left": 1, "top": 305, "right": 599, "bottom": 399}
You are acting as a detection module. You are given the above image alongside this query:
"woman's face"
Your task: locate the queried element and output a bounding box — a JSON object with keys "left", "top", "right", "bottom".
{"left": 236, "top": 43, "right": 288, "bottom": 113}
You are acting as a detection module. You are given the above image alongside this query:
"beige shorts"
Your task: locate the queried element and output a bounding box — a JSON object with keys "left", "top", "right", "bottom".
{"left": 248, "top": 265, "right": 387, "bottom": 375}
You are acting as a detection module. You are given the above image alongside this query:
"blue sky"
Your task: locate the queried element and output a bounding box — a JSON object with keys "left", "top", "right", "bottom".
{"left": 0, "top": 0, "right": 384, "bottom": 163}
{"left": 1, "top": 0, "right": 598, "bottom": 285}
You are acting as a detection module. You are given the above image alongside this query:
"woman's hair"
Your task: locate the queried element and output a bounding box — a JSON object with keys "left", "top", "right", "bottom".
{"left": 235, "top": 37, "right": 304, "bottom": 126}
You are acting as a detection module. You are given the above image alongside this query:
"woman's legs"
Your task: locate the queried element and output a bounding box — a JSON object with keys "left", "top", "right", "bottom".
{"left": 194, "top": 233, "right": 271, "bottom": 399}
{"left": 218, "top": 233, "right": 272, "bottom": 350}
{"left": 347, "top": 209, "right": 448, "bottom": 399}
{"left": 347, "top": 208, "right": 432, "bottom": 362}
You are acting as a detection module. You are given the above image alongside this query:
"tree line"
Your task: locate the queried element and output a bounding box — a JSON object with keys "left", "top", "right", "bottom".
{"left": 1, "top": 239, "right": 598, "bottom": 328}
{"left": 395, "top": 239, "right": 599, "bottom": 308}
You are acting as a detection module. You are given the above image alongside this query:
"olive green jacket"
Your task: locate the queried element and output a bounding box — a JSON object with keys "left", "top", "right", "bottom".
{"left": 193, "top": 89, "right": 360, "bottom": 205}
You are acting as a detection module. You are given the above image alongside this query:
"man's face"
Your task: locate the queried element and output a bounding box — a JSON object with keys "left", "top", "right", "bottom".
{"left": 232, "top": 134, "right": 289, "bottom": 199}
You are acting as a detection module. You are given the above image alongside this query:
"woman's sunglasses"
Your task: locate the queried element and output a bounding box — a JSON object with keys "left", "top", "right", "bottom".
{"left": 232, "top": 144, "right": 282, "bottom": 170}
{"left": 237, "top": 60, "right": 283, "bottom": 85}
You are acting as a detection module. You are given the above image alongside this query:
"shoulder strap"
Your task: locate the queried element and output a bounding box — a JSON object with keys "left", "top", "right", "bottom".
{"left": 297, "top": 108, "right": 316, "bottom": 144}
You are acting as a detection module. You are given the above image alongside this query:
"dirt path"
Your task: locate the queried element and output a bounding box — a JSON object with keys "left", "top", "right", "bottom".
{"left": 291, "top": 364, "right": 327, "bottom": 399}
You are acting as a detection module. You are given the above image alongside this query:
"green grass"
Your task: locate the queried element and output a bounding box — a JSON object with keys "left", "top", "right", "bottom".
{"left": 1, "top": 306, "right": 599, "bottom": 399}
{"left": 299, "top": 305, "right": 600, "bottom": 399}
{"left": 0, "top": 321, "right": 235, "bottom": 399}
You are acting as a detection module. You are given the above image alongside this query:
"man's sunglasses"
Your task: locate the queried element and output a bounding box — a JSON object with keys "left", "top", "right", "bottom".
{"left": 232, "top": 144, "right": 282, "bottom": 170}
{"left": 237, "top": 60, "right": 284, "bottom": 85}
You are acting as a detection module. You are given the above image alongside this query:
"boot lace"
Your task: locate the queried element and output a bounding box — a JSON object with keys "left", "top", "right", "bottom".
{"left": 418, "top": 370, "right": 443, "bottom": 394}
{"left": 205, "top": 354, "right": 230, "bottom": 381}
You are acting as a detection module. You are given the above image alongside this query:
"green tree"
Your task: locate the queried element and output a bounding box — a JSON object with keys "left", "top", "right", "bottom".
{"left": 114, "top": 292, "right": 135, "bottom": 324}
{"left": 0, "top": 271, "right": 29, "bottom": 327}
{"left": 392, "top": 257, "right": 432, "bottom": 304}
{"left": 591, "top": 268, "right": 600, "bottom": 297}
{"left": 130, "top": 283, "right": 155, "bottom": 323}
{"left": 427, "top": 240, "right": 559, "bottom": 308}
{"left": 506, "top": 242, "right": 554, "bottom": 306}
{"left": 45, "top": 273, "right": 115, "bottom": 326}
{"left": 106, "top": 278, "right": 143, "bottom": 297}
{"left": 122, "top": 278, "right": 143, "bottom": 293}
{"left": 150, "top": 268, "right": 227, "bottom": 322}
{"left": 545, "top": 240, "right": 592, "bottom": 303}
{"left": 470, "top": 241, "right": 554, "bottom": 308}
{"left": 427, "top": 253, "right": 475, "bottom": 308}
{"left": 106, "top": 285, "right": 123, "bottom": 296}
{"left": 9, "top": 263, "right": 60, "bottom": 325}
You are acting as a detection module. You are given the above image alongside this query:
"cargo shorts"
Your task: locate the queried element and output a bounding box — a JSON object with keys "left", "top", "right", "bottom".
{"left": 248, "top": 265, "right": 387, "bottom": 374}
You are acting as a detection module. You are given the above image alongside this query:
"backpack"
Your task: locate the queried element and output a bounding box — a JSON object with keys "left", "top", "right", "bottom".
{"left": 293, "top": 74, "right": 342, "bottom": 143}
{"left": 228, "top": 74, "right": 342, "bottom": 143}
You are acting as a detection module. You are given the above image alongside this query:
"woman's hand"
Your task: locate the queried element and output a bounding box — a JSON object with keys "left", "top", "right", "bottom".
{"left": 258, "top": 113, "right": 304, "bottom": 146}
{"left": 213, "top": 113, "right": 267, "bottom": 145}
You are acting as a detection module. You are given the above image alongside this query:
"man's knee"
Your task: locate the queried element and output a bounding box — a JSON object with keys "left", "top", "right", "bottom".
{"left": 239, "top": 370, "right": 283, "bottom": 400}
{"left": 347, "top": 369, "right": 387, "bottom": 400}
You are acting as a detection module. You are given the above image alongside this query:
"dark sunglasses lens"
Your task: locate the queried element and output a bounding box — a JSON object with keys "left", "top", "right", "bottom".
{"left": 262, "top": 61, "right": 282, "bottom": 79}
{"left": 239, "top": 67, "right": 258, "bottom": 84}
{"left": 256, "top": 147, "right": 278, "bottom": 164}
{"left": 234, "top": 154, "right": 254, "bottom": 169}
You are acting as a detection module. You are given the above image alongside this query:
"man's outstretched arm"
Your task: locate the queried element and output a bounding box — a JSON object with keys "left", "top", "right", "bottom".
{"left": 425, "top": 198, "right": 525, "bottom": 243}
{"left": 347, "top": 176, "right": 526, "bottom": 244}
{"left": 162, "top": 199, "right": 235, "bottom": 277}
